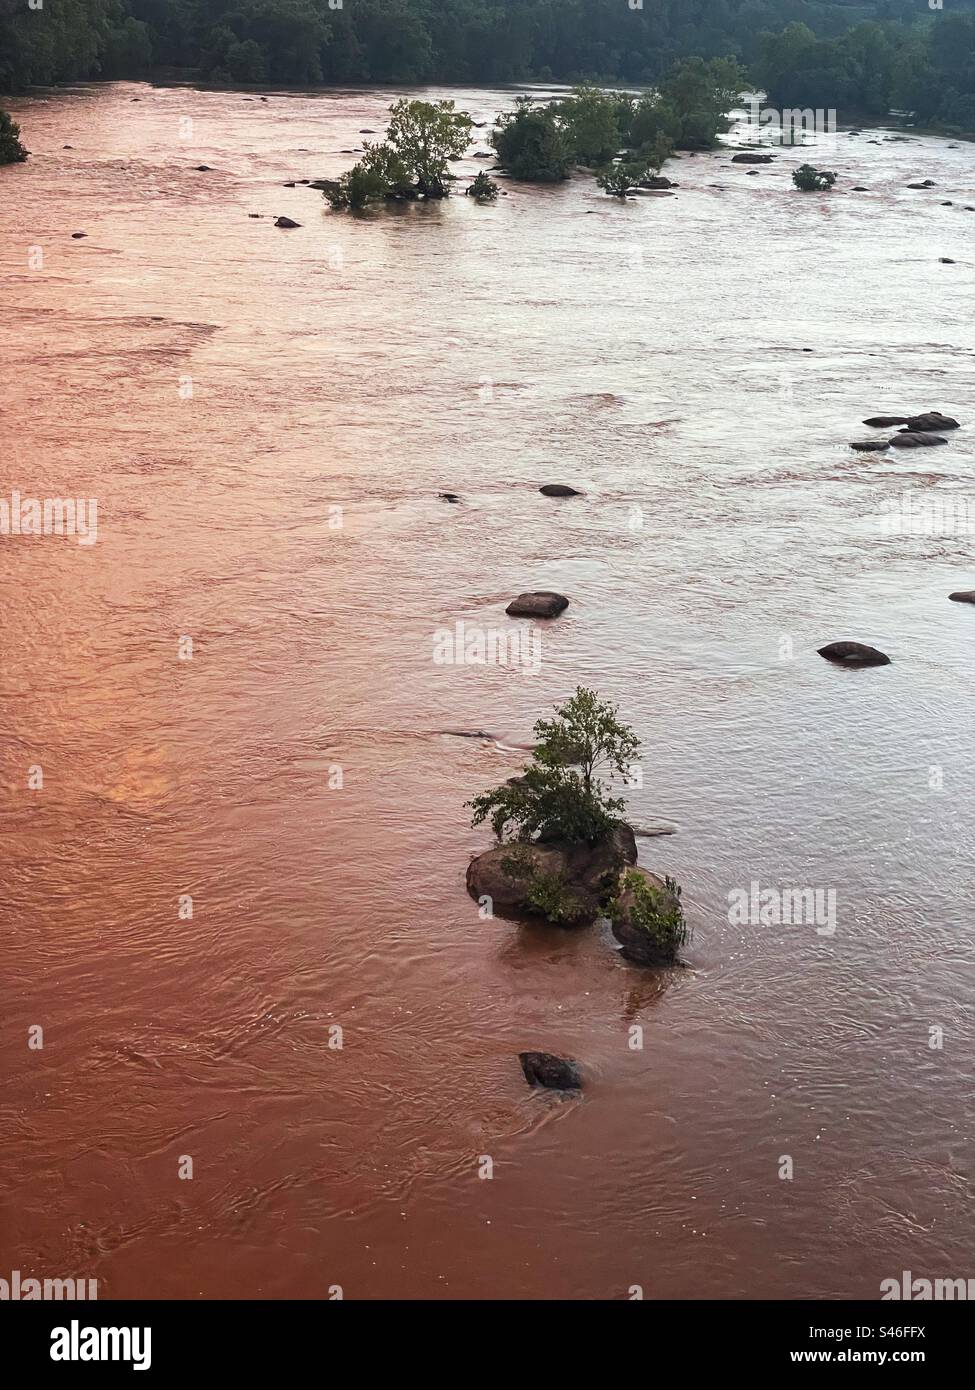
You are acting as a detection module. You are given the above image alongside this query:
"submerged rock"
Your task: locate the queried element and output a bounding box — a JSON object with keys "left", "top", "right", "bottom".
{"left": 439, "top": 492, "right": 461, "bottom": 503}
{"left": 506, "top": 591, "right": 569, "bottom": 618}
{"left": 818, "top": 641, "right": 891, "bottom": 666}
{"left": 889, "top": 432, "right": 948, "bottom": 448}
{"left": 948, "top": 590, "right": 975, "bottom": 604}
{"left": 519, "top": 1052, "right": 582, "bottom": 1091}
{"left": 539, "top": 484, "right": 581, "bottom": 497}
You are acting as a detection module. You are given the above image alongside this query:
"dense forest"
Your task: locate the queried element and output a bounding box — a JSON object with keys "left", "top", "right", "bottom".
{"left": 1, "top": 1, "right": 974, "bottom": 131}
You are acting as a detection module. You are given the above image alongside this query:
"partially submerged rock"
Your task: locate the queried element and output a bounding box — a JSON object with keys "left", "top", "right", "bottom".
{"left": 849, "top": 440, "right": 889, "bottom": 452}
{"left": 274, "top": 216, "right": 301, "bottom": 229}
{"left": 439, "top": 492, "right": 461, "bottom": 503}
{"left": 466, "top": 823, "right": 638, "bottom": 925}
{"left": 948, "top": 590, "right": 975, "bottom": 604}
{"left": 506, "top": 591, "right": 569, "bottom": 618}
{"left": 519, "top": 1052, "right": 581, "bottom": 1091}
{"left": 863, "top": 416, "right": 909, "bottom": 427}
{"left": 905, "top": 411, "right": 959, "bottom": 431}
{"left": 889, "top": 432, "right": 948, "bottom": 448}
{"left": 610, "top": 868, "right": 682, "bottom": 966}
{"left": 818, "top": 641, "right": 891, "bottom": 666}
{"left": 732, "top": 151, "right": 774, "bottom": 163}
{"left": 539, "top": 484, "right": 581, "bottom": 497}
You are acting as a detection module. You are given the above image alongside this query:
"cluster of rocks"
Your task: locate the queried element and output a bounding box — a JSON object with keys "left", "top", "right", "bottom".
{"left": 830, "top": 409, "right": 970, "bottom": 664}
{"left": 468, "top": 822, "right": 681, "bottom": 1091}
{"left": 850, "top": 410, "right": 960, "bottom": 452}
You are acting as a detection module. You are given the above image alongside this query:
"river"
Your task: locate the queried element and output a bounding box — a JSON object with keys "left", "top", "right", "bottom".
{"left": 1, "top": 80, "right": 973, "bottom": 1299}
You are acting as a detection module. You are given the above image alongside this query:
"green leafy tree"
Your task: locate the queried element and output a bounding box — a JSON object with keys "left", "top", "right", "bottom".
{"left": 0, "top": 107, "right": 27, "bottom": 164}
{"left": 491, "top": 96, "right": 572, "bottom": 182}
{"left": 656, "top": 55, "right": 747, "bottom": 149}
{"left": 554, "top": 83, "right": 626, "bottom": 166}
{"left": 468, "top": 687, "right": 640, "bottom": 845}
{"left": 597, "top": 161, "right": 646, "bottom": 198}
{"left": 792, "top": 163, "right": 836, "bottom": 191}
{"left": 385, "top": 97, "right": 472, "bottom": 197}
{"left": 467, "top": 169, "right": 499, "bottom": 201}
{"left": 326, "top": 141, "right": 412, "bottom": 209}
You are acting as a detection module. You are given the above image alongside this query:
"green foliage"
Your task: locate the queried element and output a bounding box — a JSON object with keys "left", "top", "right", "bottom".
{"left": 468, "top": 687, "right": 640, "bottom": 846}
{"left": 385, "top": 97, "right": 472, "bottom": 197}
{"left": 596, "top": 161, "right": 647, "bottom": 198}
{"left": 0, "top": 107, "right": 27, "bottom": 164}
{"left": 327, "top": 100, "right": 470, "bottom": 209}
{"left": 327, "top": 142, "right": 413, "bottom": 209}
{"left": 492, "top": 97, "right": 572, "bottom": 182}
{"left": 610, "top": 871, "right": 689, "bottom": 961}
{"left": 654, "top": 55, "right": 748, "bottom": 149}
{"left": 756, "top": 14, "right": 975, "bottom": 131}
{"left": 792, "top": 163, "right": 837, "bottom": 190}
{"left": 3, "top": 4, "right": 974, "bottom": 144}
{"left": 553, "top": 83, "right": 625, "bottom": 166}
{"left": 468, "top": 169, "right": 499, "bottom": 201}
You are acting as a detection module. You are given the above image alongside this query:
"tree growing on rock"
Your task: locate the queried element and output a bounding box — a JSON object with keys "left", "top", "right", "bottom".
{"left": 326, "top": 98, "right": 472, "bottom": 209}
{"left": 468, "top": 687, "right": 639, "bottom": 845}
{"left": 792, "top": 163, "right": 837, "bottom": 190}
{"left": 385, "top": 97, "right": 473, "bottom": 197}
{"left": 467, "top": 170, "right": 499, "bottom": 201}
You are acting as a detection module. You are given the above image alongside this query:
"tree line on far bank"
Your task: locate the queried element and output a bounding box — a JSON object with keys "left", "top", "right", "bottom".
{"left": 3, "top": 3, "right": 975, "bottom": 168}
{"left": 1, "top": 0, "right": 974, "bottom": 129}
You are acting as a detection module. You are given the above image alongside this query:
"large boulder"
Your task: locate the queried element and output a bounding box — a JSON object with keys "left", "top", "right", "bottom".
{"left": 904, "top": 411, "right": 959, "bottom": 431}
{"left": 818, "top": 641, "right": 891, "bottom": 666}
{"left": 565, "top": 822, "right": 638, "bottom": 899}
{"left": 506, "top": 591, "right": 569, "bottom": 618}
{"left": 467, "top": 823, "right": 637, "bottom": 924}
{"left": 466, "top": 843, "right": 599, "bottom": 924}
{"left": 610, "top": 868, "right": 682, "bottom": 966}
{"left": 519, "top": 1052, "right": 581, "bottom": 1091}
{"left": 889, "top": 432, "right": 948, "bottom": 448}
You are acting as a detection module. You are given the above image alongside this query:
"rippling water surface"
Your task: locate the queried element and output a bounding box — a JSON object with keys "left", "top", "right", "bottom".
{"left": 1, "top": 81, "right": 973, "bottom": 1299}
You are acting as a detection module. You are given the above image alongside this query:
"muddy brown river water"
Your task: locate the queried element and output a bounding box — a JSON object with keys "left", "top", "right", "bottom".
{"left": 1, "top": 81, "right": 973, "bottom": 1299}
